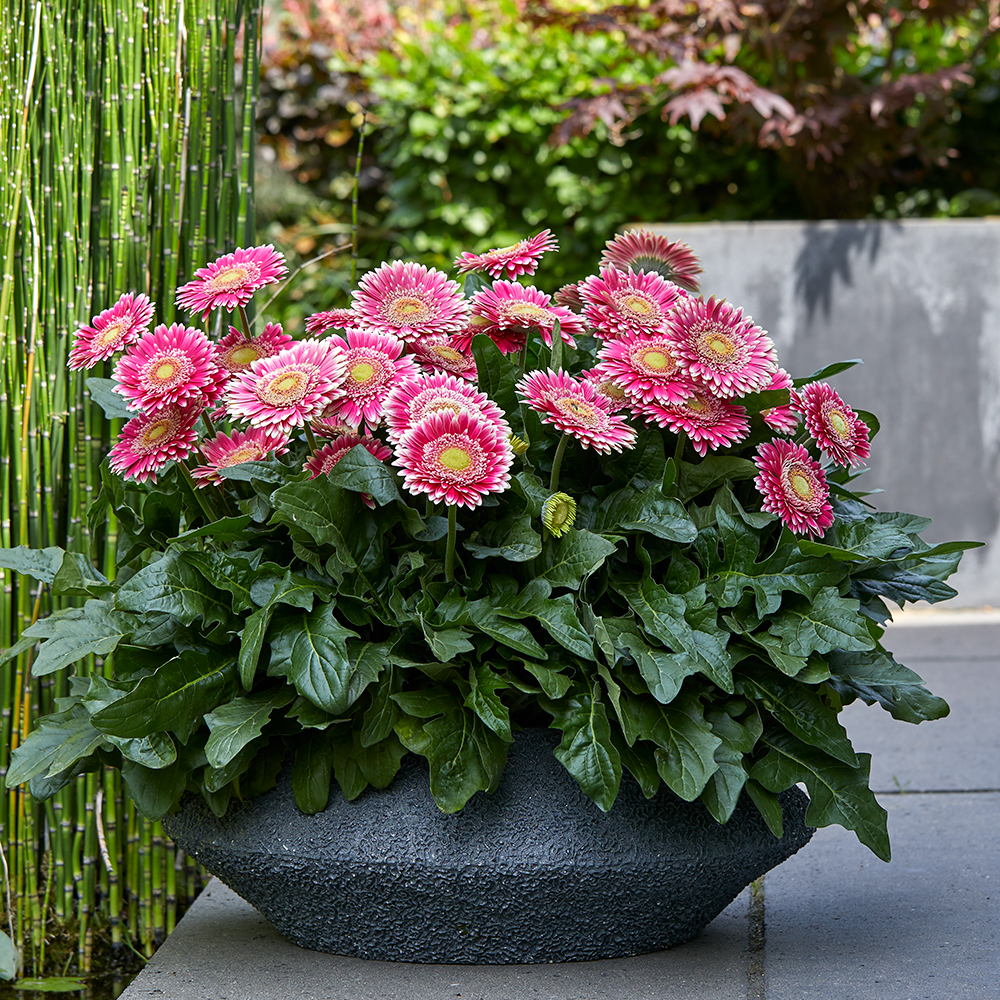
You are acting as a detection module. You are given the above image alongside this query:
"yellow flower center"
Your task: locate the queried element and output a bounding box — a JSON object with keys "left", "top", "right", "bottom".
{"left": 350, "top": 361, "right": 376, "bottom": 384}
{"left": 259, "top": 367, "right": 310, "bottom": 405}
{"left": 506, "top": 302, "right": 549, "bottom": 322}
{"left": 790, "top": 470, "right": 814, "bottom": 501}
{"left": 95, "top": 317, "right": 130, "bottom": 349}
{"left": 230, "top": 346, "right": 260, "bottom": 366}
{"left": 142, "top": 421, "right": 170, "bottom": 445}
{"left": 390, "top": 296, "right": 429, "bottom": 321}
{"left": 621, "top": 294, "right": 653, "bottom": 316}
{"left": 556, "top": 396, "right": 601, "bottom": 425}
{"left": 829, "top": 409, "right": 850, "bottom": 439}
{"left": 686, "top": 397, "right": 709, "bottom": 415}
{"left": 707, "top": 333, "right": 735, "bottom": 357}
{"left": 641, "top": 349, "right": 671, "bottom": 370}
{"left": 440, "top": 446, "right": 471, "bottom": 471}
{"left": 220, "top": 444, "right": 264, "bottom": 467}
{"left": 207, "top": 263, "right": 258, "bottom": 293}
{"left": 154, "top": 361, "right": 177, "bottom": 382}
{"left": 433, "top": 346, "right": 466, "bottom": 363}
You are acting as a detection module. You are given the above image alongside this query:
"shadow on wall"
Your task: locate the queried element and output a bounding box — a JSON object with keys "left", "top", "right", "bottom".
{"left": 794, "top": 222, "right": 890, "bottom": 324}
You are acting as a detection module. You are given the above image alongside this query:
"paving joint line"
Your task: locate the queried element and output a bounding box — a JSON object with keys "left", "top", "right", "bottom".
{"left": 747, "top": 876, "right": 765, "bottom": 1000}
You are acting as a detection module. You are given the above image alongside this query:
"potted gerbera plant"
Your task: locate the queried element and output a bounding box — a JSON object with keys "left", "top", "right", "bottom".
{"left": 2, "top": 229, "right": 976, "bottom": 963}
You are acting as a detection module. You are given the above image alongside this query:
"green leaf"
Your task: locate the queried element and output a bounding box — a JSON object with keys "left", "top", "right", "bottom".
{"left": 115, "top": 549, "right": 227, "bottom": 626}
{"left": 766, "top": 588, "right": 875, "bottom": 659}
{"left": 86, "top": 377, "right": 133, "bottom": 419}
{"left": 495, "top": 584, "right": 596, "bottom": 661}
{"left": 825, "top": 648, "right": 949, "bottom": 723}
{"left": 701, "top": 510, "right": 848, "bottom": 616}
{"left": 792, "top": 359, "right": 863, "bottom": 387}
{"left": 736, "top": 629, "right": 810, "bottom": 678}
{"left": 360, "top": 665, "right": 401, "bottom": 746}
{"left": 0, "top": 929, "right": 17, "bottom": 981}
{"left": 325, "top": 445, "right": 401, "bottom": 505}
{"left": 171, "top": 515, "right": 254, "bottom": 542}
{"left": 6, "top": 707, "right": 101, "bottom": 788}
{"left": 291, "top": 731, "right": 336, "bottom": 813}
{"left": 104, "top": 732, "right": 177, "bottom": 769}
{"left": 396, "top": 703, "right": 509, "bottom": 813}
{"left": 543, "top": 682, "right": 621, "bottom": 811}
{"left": 797, "top": 519, "right": 917, "bottom": 563}
{"left": 185, "top": 551, "right": 262, "bottom": 614}
{"left": 418, "top": 615, "right": 475, "bottom": 662}
{"left": 0, "top": 546, "right": 65, "bottom": 584}
{"left": 603, "top": 619, "right": 695, "bottom": 705}
{"left": 536, "top": 528, "right": 617, "bottom": 590}
{"left": 467, "top": 603, "right": 547, "bottom": 658}
{"left": 267, "top": 606, "right": 375, "bottom": 715}
{"left": 50, "top": 552, "right": 112, "bottom": 597}
{"left": 471, "top": 334, "right": 519, "bottom": 418}
{"left": 204, "top": 688, "right": 295, "bottom": 768}
{"left": 591, "top": 487, "right": 697, "bottom": 542}
{"left": 23, "top": 602, "right": 129, "bottom": 676}
{"left": 269, "top": 477, "right": 359, "bottom": 562}
{"left": 677, "top": 456, "right": 759, "bottom": 504}
{"left": 617, "top": 575, "right": 734, "bottom": 692}
{"left": 120, "top": 758, "right": 188, "bottom": 820}
{"left": 520, "top": 660, "right": 573, "bottom": 699}
{"left": 738, "top": 673, "right": 858, "bottom": 766}
{"left": 745, "top": 779, "right": 784, "bottom": 838}
{"left": 466, "top": 663, "right": 512, "bottom": 740}
{"left": 623, "top": 692, "right": 721, "bottom": 802}
{"left": 850, "top": 565, "right": 958, "bottom": 607}
{"left": 91, "top": 650, "right": 238, "bottom": 743}
{"left": 464, "top": 514, "right": 543, "bottom": 562}
{"left": 751, "top": 729, "right": 889, "bottom": 861}
{"left": 217, "top": 458, "right": 289, "bottom": 483}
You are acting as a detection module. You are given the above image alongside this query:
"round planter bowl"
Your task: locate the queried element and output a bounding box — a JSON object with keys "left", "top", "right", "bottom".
{"left": 163, "top": 730, "right": 813, "bottom": 964}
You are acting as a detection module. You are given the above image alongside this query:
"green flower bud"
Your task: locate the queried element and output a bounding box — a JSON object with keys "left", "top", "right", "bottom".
{"left": 542, "top": 492, "right": 577, "bottom": 538}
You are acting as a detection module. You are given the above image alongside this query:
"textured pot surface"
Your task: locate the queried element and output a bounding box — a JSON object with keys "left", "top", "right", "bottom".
{"left": 163, "top": 730, "right": 814, "bottom": 963}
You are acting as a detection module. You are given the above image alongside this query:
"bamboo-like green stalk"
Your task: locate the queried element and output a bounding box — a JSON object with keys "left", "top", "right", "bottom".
{"left": 1, "top": 0, "right": 262, "bottom": 976}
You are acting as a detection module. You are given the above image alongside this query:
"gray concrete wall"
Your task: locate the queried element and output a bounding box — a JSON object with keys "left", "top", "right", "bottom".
{"left": 646, "top": 219, "right": 1000, "bottom": 608}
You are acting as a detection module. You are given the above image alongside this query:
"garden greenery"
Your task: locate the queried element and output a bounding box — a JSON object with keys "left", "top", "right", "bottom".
{"left": 1, "top": 231, "right": 979, "bottom": 865}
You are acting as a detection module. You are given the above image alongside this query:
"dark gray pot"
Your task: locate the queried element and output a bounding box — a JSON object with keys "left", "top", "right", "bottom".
{"left": 163, "top": 730, "right": 813, "bottom": 964}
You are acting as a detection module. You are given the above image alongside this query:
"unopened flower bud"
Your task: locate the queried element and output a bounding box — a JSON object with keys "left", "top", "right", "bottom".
{"left": 509, "top": 433, "right": 529, "bottom": 456}
{"left": 542, "top": 492, "right": 577, "bottom": 537}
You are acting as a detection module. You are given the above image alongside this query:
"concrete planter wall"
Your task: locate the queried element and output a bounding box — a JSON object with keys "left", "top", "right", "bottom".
{"left": 646, "top": 219, "right": 1000, "bottom": 608}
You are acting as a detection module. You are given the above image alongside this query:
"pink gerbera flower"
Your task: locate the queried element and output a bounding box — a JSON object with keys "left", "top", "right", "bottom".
{"left": 517, "top": 369, "right": 637, "bottom": 454}
{"left": 393, "top": 409, "right": 514, "bottom": 508}
{"left": 226, "top": 339, "right": 346, "bottom": 433}
{"left": 578, "top": 266, "right": 682, "bottom": 341}
{"left": 325, "top": 329, "right": 419, "bottom": 430}
{"left": 754, "top": 439, "right": 835, "bottom": 538}
{"left": 384, "top": 372, "right": 509, "bottom": 444}
{"left": 581, "top": 369, "right": 631, "bottom": 412}
{"left": 593, "top": 332, "right": 696, "bottom": 406}
{"left": 409, "top": 336, "right": 479, "bottom": 381}
{"left": 665, "top": 296, "right": 777, "bottom": 398}
{"left": 113, "top": 323, "right": 226, "bottom": 413}
{"left": 177, "top": 245, "right": 287, "bottom": 319}
{"left": 554, "top": 282, "right": 585, "bottom": 313}
{"left": 452, "top": 314, "right": 527, "bottom": 357}
{"left": 305, "top": 308, "right": 360, "bottom": 337}
{"left": 636, "top": 390, "right": 750, "bottom": 457}
{"left": 469, "top": 280, "right": 585, "bottom": 349}
{"left": 600, "top": 230, "right": 703, "bottom": 294}
{"left": 68, "top": 293, "right": 156, "bottom": 370}
{"left": 352, "top": 261, "right": 468, "bottom": 343}
{"left": 798, "top": 381, "right": 871, "bottom": 468}
{"left": 304, "top": 434, "right": 393, "bottom": 508}
{"left": 454, "top": 230, "right": 559, "bottom": 280}
{"left": 108, "top": 404, "right": 201, "bottom": 484}
{"left": 760, "top": 367, "right": 800, "bottom": 435}
{"left": 191, "top": 427, "right": 290, "bottom": 486}
{"left": 215, "top": 323, "right": 294, "bottom": 374}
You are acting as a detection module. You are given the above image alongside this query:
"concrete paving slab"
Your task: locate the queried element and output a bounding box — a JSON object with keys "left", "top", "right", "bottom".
{"left": 120, "top": 880, "right": 753, "bottom": 1000}
{"left": 765, "top": 792, "right": 1000, "bottom": 1000}
{"left": 844, "top": 624, "right": 1000, "bottom": 793}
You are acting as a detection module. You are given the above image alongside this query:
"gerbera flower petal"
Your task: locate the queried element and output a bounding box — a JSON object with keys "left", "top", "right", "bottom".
{"left": 324, "top": 329, "right": 420, "bottom": 431}
{"left": 108, "top": 404, "right": 202, "bottom": 484}
{"left": 305, "top": 308, "right": 361, "bottom": 337}
{"left": 665, "top": 296, "right": 778, "bottom": 398}
{"left": 384, "top": 372, "right": 509, "bottom": 444}
{"left": 760, "top": 368, "right": 800, "bottom": 435}
{"left": 409, "top": 336, "right": 479, "bottom": 381}
{"left": 600, "top": 229, "right": 703, "bottom": 294}
{"left": 177, "top": 245, "right": 287, "bottom": 319}
{"left": 68, "top": 293, "right": 156, "bottom": 370}
{"left": 226, "top": 339, "right": 347, "bottom": 433}
{"left": 191, "top": 427, "right": 290, "bottom": 486}
{"left": 593, "top": 332, "right": 696, "bottom": 406}
{"left": 113, "top": 323, "right": 226, "bottom": 412}
{"left": 454, "top": 230, "right": 559, "bottom": 280}
{"left": 352, "top": 261, "right": 468, "bottom": 342}
{"left": 517, "top": 369, "right": 637, "bottom": 454}
{"left": 578, "top": 266, "right": 682, "bottom": 341}
{"left": 636, "top": 389, "right": 750, "bottom": 457}
{"left": 392, "top": 408, "right": 514, "bottom": 508}
{"left": 215, "top": 323, "right": 294, "bottom": 374}
{"left": 754, "top": 439, "right": 835, "bottom": 538}
{"left": 469, "top": 280, "right": 584, "bottom": 349}
{"left": 798, "top": 381, "right": 871, "bottom": 467}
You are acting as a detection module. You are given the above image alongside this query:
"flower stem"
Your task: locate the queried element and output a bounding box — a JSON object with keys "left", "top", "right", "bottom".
{"left": 444, "top": 504, "right": 458, "bottom": 583}
{"left": 304, "top": 424, "right": 318, "bottom": 452}
{"left": 201, "top": 410, "right": 216, "bottom": 439}
{"left": 674, "top": 430, "right": 687, "bottom": 467}
{"left": 237, "top": 304, "right": 253, "bottom": 342}
{"left": 549, "top": 433, "right": 570, "bottom": 492}
{"left": 178, "top": 464, "right": 218, "bottom": 525}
